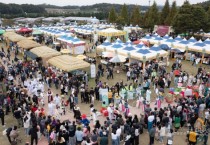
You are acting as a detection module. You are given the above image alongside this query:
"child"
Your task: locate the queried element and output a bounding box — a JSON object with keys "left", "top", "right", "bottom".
{"left": 61, "top": 100, "right": 66, "bottom": 115}
{"left": 91, "top": 94, "right": 95, "bottom": 105}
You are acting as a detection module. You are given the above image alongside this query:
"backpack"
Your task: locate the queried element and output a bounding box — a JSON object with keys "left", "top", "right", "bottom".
{"left": 6, "top": 127, "right": 12, "bottom": 135}
{"left": 135, "top": 128, "right": 139, "bottom": 136}
{"left": 0, "top": 109, "right": 4, "bottom": 117}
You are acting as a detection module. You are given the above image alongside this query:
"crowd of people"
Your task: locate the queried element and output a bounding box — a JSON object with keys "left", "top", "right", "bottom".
{"left": 0, "top": 35, "right": 210, "bottom": 145}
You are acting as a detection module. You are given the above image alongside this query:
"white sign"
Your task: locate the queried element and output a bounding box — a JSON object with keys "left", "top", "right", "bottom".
{"left": 90, "top": 64, "right": 96, "bottom": 78}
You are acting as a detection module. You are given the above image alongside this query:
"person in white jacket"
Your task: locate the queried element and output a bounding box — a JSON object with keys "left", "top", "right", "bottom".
{"left": 23, "top": 115, "right": 30, "bottom": 136}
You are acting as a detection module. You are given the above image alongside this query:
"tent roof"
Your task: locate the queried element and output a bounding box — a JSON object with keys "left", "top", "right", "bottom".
{"left": 3, "top": 31, "right": 16, "bottom": 37}
{"left": 30, "top": 46, "right": 61, "bottom": 59}
{"left": 48, "top": 55, "right": 90, "bottom": 72}
{"left": 136, "top": 49, "right": 151, "bottom": 54}
{"left": 98, "top": 28, "right": 126, "bottom": 37}
{"left": 17, "top": 39, "right": 41, "bottom": 50}
{"left": 7, "top": 34, "right": 26, "bottom": 42}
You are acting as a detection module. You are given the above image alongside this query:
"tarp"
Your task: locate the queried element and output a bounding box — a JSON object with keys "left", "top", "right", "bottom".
{"left": 7, "top": 34, "right": 26, "bottom": 42}
{"left": 98, "top": 28, "right": 126, "bottom": 37}
{"left": 48, "top": 55, "right": 90, "bottom": 72}
{"left": 17, "top": 39, "right": 41, "bottom": 50}
{"left": 30, "top": 46, "right": 61, "bottom": 59}
{"left": 24, "top": 51, "right": 38, "bottom": 59}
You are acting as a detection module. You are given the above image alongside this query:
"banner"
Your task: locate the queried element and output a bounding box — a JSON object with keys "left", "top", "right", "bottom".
{"left": 127, "top": 91, "right": 134, "bottom": 100}
{"left": 90, "top": 64, "right": 96, "bottom": 78}
{"left": 100, "top": 88, "right": 108, "bottom": 107}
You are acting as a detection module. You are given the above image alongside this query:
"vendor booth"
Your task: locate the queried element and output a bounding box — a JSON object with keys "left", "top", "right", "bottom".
{"left": 47, "top": 55, "right": 90, "bottom": 72}
{"left": 98, "top": 28, "right": 126, "bottom": 42}
{"left": 57, "top": 35, "right": 86, "bottom": 54}
{"left": 29, "top": 46, "right": 61, "bottom": 66}
{"left": 17, "top": 39, "right": 41, "bottom": 50}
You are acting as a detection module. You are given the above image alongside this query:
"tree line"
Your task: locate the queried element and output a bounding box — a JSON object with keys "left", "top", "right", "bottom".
{"left": 108, "top": 0, "right": 210, "bottom": 33}
{"left": 0, "top": 3, "right": 46, "bottom": 15}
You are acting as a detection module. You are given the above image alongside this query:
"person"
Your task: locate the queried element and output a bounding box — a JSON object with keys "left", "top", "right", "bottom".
{"left": 29, "top": 124, "right": 39, "bottom": 145}
{"left": 149, "top": 125, "right": 156, "bottom": 145}
{"left": 75, "top": 127, "right": 83, "bottom": 145}
{"left": 124, "top": 133, "right": 131, "bottom": 145}
{"left": 69, "top": 123, "right": 76, "bottom": 145}
{"left": 99, "top": 131, "right": 108, "bottom": 145}
{"left": 9, "top": 126, "right": 19, "bottom": 142}
{"left": 14, "top": 107, "right": 22, "bottom": 128}
{"left": 6, "top": 127, "right": 13, "bottom": 143}
{"left": 187, "top": 129, "right": 198, "bottom": 145}
{"left": 0, "top": 106, "right": 5, "bottom": 126}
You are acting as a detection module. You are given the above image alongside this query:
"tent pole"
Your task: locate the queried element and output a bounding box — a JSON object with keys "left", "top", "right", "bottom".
{"left": 201, "top": 53, "right": 204, "bottom": 64}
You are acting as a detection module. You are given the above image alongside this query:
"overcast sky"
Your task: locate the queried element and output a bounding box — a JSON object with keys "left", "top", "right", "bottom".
{"left": 0, "top": 0, "right": 206, "bottom": 6}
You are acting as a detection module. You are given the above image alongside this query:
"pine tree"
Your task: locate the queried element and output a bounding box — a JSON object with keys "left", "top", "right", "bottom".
{"left": 144, "top": 1, "right": 159, "bottom": 29}
{"left": 165, "top": 1, "right": 177, "bottom": 25}
{"left": 173, "top": 1, "right": 207, "bottom": 33}
{"left": 120, "top": 4, "right": 129, "bottom": 25}
{"left": 160, "top": 0, "right": 170, "bottom": 24}
{"left": 207, "top": 6, "right": 210, "bottom": 31}
{"left": 130, "top": 6, "right": 142, "bottom": 26}
{"left": 108, "top": 6, "right": 117, "bottom": 23}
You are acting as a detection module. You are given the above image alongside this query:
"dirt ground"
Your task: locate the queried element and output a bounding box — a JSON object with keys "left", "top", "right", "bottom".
{"left": 0, "top": 42, "right": 210, "bottom": 145}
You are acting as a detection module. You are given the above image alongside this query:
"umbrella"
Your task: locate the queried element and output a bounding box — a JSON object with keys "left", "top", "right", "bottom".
{"left": 109, "top": 55, "right": 126, "bottom": 63}
{"left": 32, "top": 30, "right": 43, "bottom": 35}
{"left": 76, "top": 55, "right": 87, "bottom": 60}
{"left": 60, "top": 49, "right": 71, "bottom": 54}
{"left": 0, "top": 29, "right": 5, "bottom": 35}
{"left": 159, "top": 88, "right": 164, "bottom": 93}
{"left": 159, "top": 44, "right": 170, "bottom": 50}
{"left": 17, "top": 27, "right": 32, "bottom": 33}
{"left": 174, "top": 70, "right": 180, "bottom": 76}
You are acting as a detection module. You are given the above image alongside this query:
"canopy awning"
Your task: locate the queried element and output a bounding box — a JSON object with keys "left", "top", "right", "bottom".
{"left": 48, "top": 55, "right": 90, "bottom": 72}
{"left": 30, "top": 46, "right": 61, "bottom": 59}
{"left": 98, "top": 28, "right": 126, "bottom": 37}
{"left": 17, "top": 39, "right": 41, "bottom": 50}
{"left": 24, "top": 51, "right": 38, "bottom": 59}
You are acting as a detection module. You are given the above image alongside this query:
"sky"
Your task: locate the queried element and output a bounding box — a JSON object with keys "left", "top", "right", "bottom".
{"left": 0, "top": 0, "right": 206, "bottom": 6}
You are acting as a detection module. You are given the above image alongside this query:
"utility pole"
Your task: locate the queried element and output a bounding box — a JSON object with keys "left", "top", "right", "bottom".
{"left": 149, "top": 0, "right": 151, "bottom": 7}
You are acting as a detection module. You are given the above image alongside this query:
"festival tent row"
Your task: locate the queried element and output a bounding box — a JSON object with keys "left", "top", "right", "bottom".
{"left": 97, "top": 39, "right": 169, "bottom": 62}
{"left": 47, "top": 55, "right": 90, "bottom": 72}
{"left": 141, "top": 34, "right": 210, "bottom": 54}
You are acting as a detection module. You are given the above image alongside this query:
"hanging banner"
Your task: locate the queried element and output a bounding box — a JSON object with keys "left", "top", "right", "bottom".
{"left": 100, "top": 88, "right": 108, "bottom": 107}
{"left": 127, "top": 91, "right": 134, "bottom": 100}
{"left": 90, "top": 64, "right": 96, "bottom": 78}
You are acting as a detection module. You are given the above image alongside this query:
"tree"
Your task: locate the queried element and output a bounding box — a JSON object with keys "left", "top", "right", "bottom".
{"left": 108, "top": 6, "right": 117, "bottom": 23}
{"left": 130, "top": 6, "right": 142, "bottom": 26}
{"left": 206, "top": 6, "right": 210, "bottom": 31}
{"left": 160, "top": 0, "right": 170, "bottom": 24}
{"left": 192, "top": 5, "right": 207, "bottom": 32}
{"left": 144, "top": 1, "right": 159, "bottom": 29}
{"left": 173, "top": 1, "right": 207, "bottom": 33}
{"left": 120, "top": 4, "right": 129, "bottom": 25}
{"left": 165, "top": 1, "right": 177, "bottom": 25}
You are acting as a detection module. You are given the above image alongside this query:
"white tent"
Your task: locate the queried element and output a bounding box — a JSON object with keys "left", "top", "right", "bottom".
{"left": 109, "top": 55, "right": 127, "bottom": 63}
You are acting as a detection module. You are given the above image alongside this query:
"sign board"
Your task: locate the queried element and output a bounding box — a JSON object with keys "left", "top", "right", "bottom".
{"left": 90, "top": 64, "right": 96, "bottom": 78}
{"left": 99, "top": 88, "right": 109, "bottom": 106}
